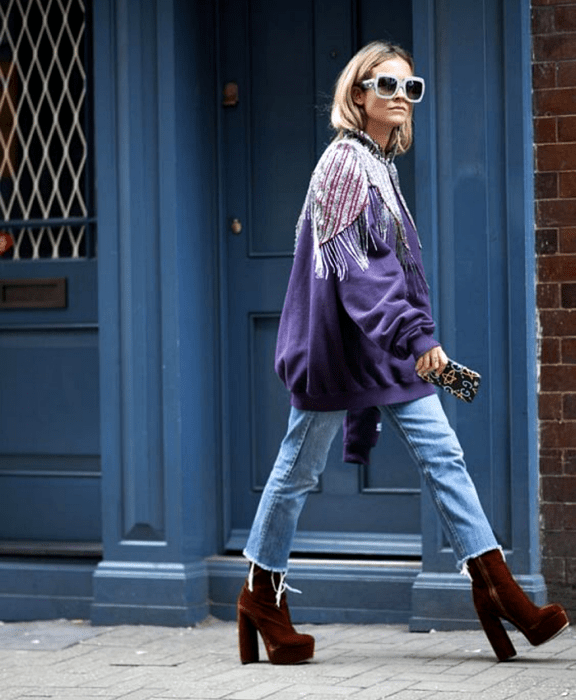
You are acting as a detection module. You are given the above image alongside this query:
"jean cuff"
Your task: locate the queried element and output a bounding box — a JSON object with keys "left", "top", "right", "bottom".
{"left": 457, "top": 544, "right": 504, "bottom": 577}
{"left": 242, "top": 550, "right": 288, "bottom": 575}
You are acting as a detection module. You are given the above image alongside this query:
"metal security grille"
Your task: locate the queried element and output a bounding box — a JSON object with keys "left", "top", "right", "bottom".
{"left": 0, "top": 0, "right": 93, "bottom": 259}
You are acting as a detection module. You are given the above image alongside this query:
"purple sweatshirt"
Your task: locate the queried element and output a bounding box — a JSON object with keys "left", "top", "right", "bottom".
{"left": 275, "top": 135, "right": 439, "bottom": 414}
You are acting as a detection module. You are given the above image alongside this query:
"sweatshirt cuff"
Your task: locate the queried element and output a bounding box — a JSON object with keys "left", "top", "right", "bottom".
{"left": 410, "top": 334, "right": 440, "bottom": 361}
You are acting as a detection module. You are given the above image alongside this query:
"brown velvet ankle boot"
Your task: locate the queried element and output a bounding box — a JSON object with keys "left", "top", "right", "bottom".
{"left": 237, "top": 563, "right": 315, "bottom": 664}
{"left": 467, "top": 549, "right": 569, "bottom": 661}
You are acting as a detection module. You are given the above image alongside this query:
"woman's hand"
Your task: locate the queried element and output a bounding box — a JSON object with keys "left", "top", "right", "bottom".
{"left": 416, "top": 345, "right": 448, "bottom": 377}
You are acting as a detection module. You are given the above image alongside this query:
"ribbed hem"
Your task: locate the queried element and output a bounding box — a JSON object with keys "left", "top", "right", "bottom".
{"left": 410, "top": 334, "right": 441, "bottom": 362}
{"left": 290, "top": 381, "right": 436, "bottom": 412}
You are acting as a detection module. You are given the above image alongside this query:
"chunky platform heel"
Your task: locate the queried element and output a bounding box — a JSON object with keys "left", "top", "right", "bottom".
{"left": 238, "top": 609, "right": 260, "bottom": 664}
{"left": 475, "top": 606, "right": 517, "bottom": 661}
{"left": 468, "top": 549, "right": 569, "bottom": 662}
{"left": 236, "top": 563, "right": 315, "bottom": 665}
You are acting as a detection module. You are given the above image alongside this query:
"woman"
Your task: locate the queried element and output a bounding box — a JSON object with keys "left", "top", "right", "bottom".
{"left": 237, "top": 41, "right": 568, "bottom": 665}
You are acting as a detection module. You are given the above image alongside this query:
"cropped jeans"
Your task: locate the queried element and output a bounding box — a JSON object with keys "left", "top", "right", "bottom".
{"left": 244, "top": 393, "right": 499, "bottom": 573}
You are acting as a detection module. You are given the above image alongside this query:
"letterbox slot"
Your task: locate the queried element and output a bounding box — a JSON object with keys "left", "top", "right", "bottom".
{"left": 0, "top": 277, "right": 67, "bottom": 309}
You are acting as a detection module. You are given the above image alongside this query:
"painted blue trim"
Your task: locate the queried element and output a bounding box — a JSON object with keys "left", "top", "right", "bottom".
{"left": 0, "top": 561, "right": 97, "bottom": 622}
{"left": 209, "top": 556, "right": 420, "bottom": 625}
{"left": 92, "top": 0, "right": 220, "bottom": 624}
{"left": 410, "top": 572, "right": 546, "bottom": 632}
{"left": 92, "top": 561, "right": 209, "bottom": 626}
{"left": 227, "top": 529, "right": 422, "bottom": 557}
{"left": 215, "top": 0, "right": 232, "bottom": 556}
{"left": 92, "top": 0, "right": 122, "bottom": 561}
{"left": 503, "top": 0, "right": 540, "bottom": 577}
{"left": 411, "top": 0, "right": 541, "bottom": 628}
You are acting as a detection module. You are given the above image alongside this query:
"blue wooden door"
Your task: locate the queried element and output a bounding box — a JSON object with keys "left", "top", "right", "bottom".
{"left": 0, "top": 0, "right": 100, "bottom": 555}
{"left": 220, "top": 0, "right": 424, "bottom": 558}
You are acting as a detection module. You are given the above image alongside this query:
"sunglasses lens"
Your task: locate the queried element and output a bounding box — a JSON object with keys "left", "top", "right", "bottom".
{"left": 376, "top": 76, "right": 398, "bottom": 97}
{"left": 405, "top": 79, "right": 423, "bottom": 101}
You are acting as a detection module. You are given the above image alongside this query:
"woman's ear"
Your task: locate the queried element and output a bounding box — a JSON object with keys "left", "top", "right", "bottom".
{"left": 351, "top": 85, "right": 365, "bottom": 106}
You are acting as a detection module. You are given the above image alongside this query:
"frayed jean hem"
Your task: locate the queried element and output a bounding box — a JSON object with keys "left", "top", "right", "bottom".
{"left": 242, "top": 550, "right": 288, "bottom": 575}
{"left": 458, "top": 544, "right": 503, "bottom": 577}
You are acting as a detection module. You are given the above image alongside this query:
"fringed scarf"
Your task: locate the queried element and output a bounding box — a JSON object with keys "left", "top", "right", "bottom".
{"left": 295, "top": 129, "right": 425, "bottom": 287}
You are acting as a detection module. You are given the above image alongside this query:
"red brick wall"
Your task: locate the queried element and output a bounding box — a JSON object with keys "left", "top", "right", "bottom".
{"left": 533, "top": 0, "right": 576, "bottom": 618}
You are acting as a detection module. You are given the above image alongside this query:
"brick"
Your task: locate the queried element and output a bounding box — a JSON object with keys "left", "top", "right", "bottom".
{"left": 565, "top": 557, "right": 576, "bottom": 585}
{"left": 545, "top": 583, "right": 575, "bottom": 618}
{"left": 559, "top": 62, "right": 576, "bottom": 89}
{"left": 558, "top": 115, "right": 576, "bottom": 140}
{"left": 556, "top": 5, "right": 576, "bottom": 31}
{"left": 533, "top": 6, "right": 556, "bottom": 33}
{"left": 563, "top": 500, "right": 576, "bottom": 525}
{"left": 566, "top": 449, "right": 576, "bottom": 473}
{"left": 534, "top": 33, "right": 576, "bottom": 62}
{"left": 538, "top": 199, "right": 576, "bottom": 226}
{"left": 536, "top": 228, "right": 559, "bottom": 254}
{"left": 563, "top": 338, "right": 576, "bottom": 363}
{"left": 560, "top": 171, "right": 576, "bottom": 196}
{"left": 534, "top": 0, "right": 576, "bottom": 5}
{"left": 541, "top": 420, "right": 576, "bottom": 447}
{"left": 538, "top": 282, "right": 561, "bottom": 308}
{"left": 540, "top": 365, "right": 576, "bottom": 391}
{"left": 562, "top": 282, "right": 576, "bottom": 306}
{"left": 541, "top": 336, "right": 561, "bottom": 363}
{"left": 560, "top": 227, "right": 576, "bottom": 251}
{"left": 537, "top": 171, "right": 559, "bottom": 199}
{"left": 564, "top": 393, "right": 576, "bottom": 418}
{"left": 540, "top": 392, "right": 564, "bottom": 420}
{"left": 535, "top": 116, "right": 558, "bottom": 143}
{"left": 534, "top": 62, "right": 557, "bottom": 90}
{"left": 542, "top": 556, "right": 566, "bottom": 585}
{"left": 535, "top": 88, "right": 576, "bottom": 117}
{"left": 540, "top": 309, "right": 576, "bottom": 335}
{"left": 543, "top": 530, "right": 576, "bottom": 558}
{"left": 538, "top": 254, "right": 576, "bottom": 280}
{"left": 541, "top": 502, "right": 565, "bottom": 529}
{"left": 537, "top": 143, "right": 576, "bottom": 171}
{"left": 541, "top": 448, "right": 564, "bottom": 473}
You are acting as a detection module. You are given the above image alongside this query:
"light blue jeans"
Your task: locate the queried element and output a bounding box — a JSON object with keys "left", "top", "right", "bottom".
{"left": 244, "top": 393, "right": 499, "bottom": 573}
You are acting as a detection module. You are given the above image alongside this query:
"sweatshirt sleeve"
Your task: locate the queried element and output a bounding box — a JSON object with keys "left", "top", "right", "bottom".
{"left": 334, "top": 198, "right": 439, "bottom": 362}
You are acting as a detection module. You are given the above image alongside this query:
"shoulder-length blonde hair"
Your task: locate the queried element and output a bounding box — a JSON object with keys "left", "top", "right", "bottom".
{"left": 331, "top": 41, "right": 416, "bottom": 156}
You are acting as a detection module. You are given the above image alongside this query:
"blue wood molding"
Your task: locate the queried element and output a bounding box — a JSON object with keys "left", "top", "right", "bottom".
{"left": 92, "top": 0, "right": 219, "bottom": 624}
{"left": 411, "top": 0, "right": 540, "bottom": 626}
{"left": 502, "top": 0, "right": 540, "bottom": 577}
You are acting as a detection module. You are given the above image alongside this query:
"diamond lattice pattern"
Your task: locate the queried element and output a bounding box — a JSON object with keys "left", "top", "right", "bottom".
{"left": 0, "top": 0, "right": 89, "bottom": 259}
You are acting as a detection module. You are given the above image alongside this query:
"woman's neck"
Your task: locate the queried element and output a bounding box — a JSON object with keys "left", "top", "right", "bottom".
{"left": 364, "top": 123, "right": 393, "bottom": 152}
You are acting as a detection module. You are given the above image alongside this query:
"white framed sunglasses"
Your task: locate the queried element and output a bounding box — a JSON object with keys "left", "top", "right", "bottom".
{"left": 361, "top": 74, "right": 426, "bottom": 103}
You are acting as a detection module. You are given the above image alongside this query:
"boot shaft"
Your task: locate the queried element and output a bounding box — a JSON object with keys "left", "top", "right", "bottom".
{"left": 247, "top": 564, "right": 286, "bottom": 607}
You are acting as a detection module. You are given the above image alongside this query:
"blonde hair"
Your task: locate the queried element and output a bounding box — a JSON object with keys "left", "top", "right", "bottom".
{"left": 331, "top": 41, "right": 415, "bottom": 155}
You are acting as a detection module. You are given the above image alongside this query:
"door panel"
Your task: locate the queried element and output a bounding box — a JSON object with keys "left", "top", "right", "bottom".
{"left": 221, "top": 0, "right": 422, "bottom": 557}
{"left": 0, "top": 329, "right": 99, "bottom": 453}
{"left": 248, "top": 1, "right": 316, "bottom": 256}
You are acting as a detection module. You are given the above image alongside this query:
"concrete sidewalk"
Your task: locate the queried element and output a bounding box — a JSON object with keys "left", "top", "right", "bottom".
{"left": 0, "top": 617, "right": 575, "bottom": 699}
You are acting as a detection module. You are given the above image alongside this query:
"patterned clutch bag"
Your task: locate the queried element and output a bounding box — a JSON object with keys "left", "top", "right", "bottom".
{"left": 420, "top": 359, "right": 481, "bottom": 403}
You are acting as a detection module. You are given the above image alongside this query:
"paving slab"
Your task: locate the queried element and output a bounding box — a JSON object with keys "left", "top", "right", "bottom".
{"left": 0, "top": 618, "right": 575, "bottom": 699}
{"left": 0, "top": 619, "right": 110, "bottom": 651}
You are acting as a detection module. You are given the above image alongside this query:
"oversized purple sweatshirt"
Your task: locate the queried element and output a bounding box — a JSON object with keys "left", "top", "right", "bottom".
{"left": 275, "top": 131, "right": 439, "bottom": 414}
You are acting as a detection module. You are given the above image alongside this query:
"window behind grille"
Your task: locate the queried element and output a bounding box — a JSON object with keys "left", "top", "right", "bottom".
{"left": 0, "top": 0, "right": 94, "bottom": 260}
